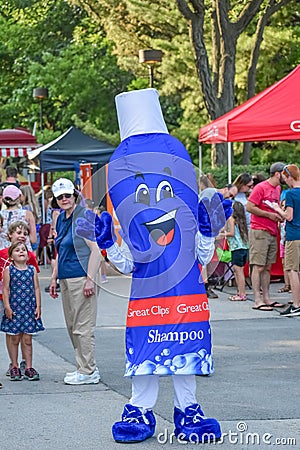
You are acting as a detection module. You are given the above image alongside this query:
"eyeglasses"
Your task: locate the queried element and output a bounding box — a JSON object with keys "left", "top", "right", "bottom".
{"left": 56, "top": 193, "right": 72, "bottom": 201}
{"left": 282, "top": 165, "right": 291, "bottom": 177}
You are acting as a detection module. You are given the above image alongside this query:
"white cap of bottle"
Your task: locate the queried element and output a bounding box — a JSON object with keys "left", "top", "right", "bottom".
{"left": 115, "top": 88, "right": 169, "bottom": 141}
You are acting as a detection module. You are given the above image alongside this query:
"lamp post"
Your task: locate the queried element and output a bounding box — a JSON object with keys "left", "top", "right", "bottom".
{"left": 139, "top": 49, "right": 163, "bottom": 88}
{"left": 33, "top": 87, "right": 48, "bottom": 131}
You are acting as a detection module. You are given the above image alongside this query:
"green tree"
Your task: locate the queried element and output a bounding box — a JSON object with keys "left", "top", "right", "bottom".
{"left": 0, "top": 0, "right": 133, "bottom": 143}
{"left": 1, "top": 0, "right": 299, "bottom": 169}
{"left": 69, "top": 0, "right": 299, "bottom": 166}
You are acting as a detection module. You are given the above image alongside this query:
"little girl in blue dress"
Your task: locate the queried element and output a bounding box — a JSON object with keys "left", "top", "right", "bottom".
{"left": 1, "top": 241, "right": 44, "bottom": 381}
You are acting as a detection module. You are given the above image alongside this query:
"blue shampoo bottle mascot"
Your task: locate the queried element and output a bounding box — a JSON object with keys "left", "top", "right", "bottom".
{"left": 76, "top": 88, "right": 232, "bottom": 443}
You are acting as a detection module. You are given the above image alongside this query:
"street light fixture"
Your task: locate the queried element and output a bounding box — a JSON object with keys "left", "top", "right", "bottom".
{"left": 33, "top": 87, "right": 48, "bottom": 131}
{"left": 139, "top": 49, "right": 163, "bottom": 88}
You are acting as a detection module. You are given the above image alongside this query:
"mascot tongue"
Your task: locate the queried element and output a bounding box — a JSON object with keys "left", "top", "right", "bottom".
{"left": 153, "top": 228, "right": 175, "bottom": 246}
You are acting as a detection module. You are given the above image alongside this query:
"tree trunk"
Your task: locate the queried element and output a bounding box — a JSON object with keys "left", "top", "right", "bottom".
{"left": 242, "top": 0, "right": 291, "bottom": 164}
{"left": 75, "top": 0, "right": 296, "bottom": 168}
{"left": 242, "top": 142, "right": 252, "bottom": 165}
{"left": 211, "top": 142, "right": 229, "bottom": 167}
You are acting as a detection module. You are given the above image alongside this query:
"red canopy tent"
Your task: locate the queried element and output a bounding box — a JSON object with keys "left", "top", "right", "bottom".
{"left": 198, "top": 67, "right": 300, "bottom": 279}
{"left": 199, "top": 64, "right": 300, "bottom": 144}
{"left": 199, "top": 65, "right": 300, "bottom": 184}
{"left": 0, "top": 128, "right": 40, "bottom": 157}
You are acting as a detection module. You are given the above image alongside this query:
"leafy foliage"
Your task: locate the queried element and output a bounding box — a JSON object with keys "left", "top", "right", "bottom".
{"left": 0, "top": 0, "right": 299, "bottom": 172}
{"left": 207, "top": 164, "right": 270, "bottom": 189}
{"left": 69, "top": 0, "right": 299, "bottom": 167}
{"left": 0, "top": 0, "right": 133, "bottom": 141}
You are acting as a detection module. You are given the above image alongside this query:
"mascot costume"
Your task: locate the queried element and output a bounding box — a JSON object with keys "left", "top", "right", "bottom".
{"left": 76, "top": 88, "right": 232, "bottom": 443}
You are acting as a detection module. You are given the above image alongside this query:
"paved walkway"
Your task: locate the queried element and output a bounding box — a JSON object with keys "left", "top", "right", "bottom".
{"left": 0, "top": 266, "right": 299, "bottom": 449}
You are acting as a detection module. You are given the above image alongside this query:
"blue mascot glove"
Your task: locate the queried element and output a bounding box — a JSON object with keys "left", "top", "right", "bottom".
{"left": 94, "top": 211, "right": 116, "bottom": 249}
{"left": 75, "top": 210, "right": 116, "bottom": 249}
{"left": 75, "top": 209, "right": 97, "bottom": 241}
{"left": 198, "top": 190, "right": 233, "bottom": 237}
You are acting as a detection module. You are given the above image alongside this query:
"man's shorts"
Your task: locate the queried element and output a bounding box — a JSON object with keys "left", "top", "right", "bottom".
{"left": 249, "top": 229, "right": 278, "bottom": 266}
{"left": 231, "top": 249, "right": 249, "bottom": 267}
{"left": 284, "top": 240, "right": 300, "bottom": 271}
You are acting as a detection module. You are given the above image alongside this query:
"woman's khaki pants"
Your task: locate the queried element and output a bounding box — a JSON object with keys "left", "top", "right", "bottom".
{"left": 60, "top": 277, "right": 97, "bottom": 375}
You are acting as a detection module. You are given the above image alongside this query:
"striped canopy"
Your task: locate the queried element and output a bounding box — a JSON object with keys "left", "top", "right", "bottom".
{"left": 0, "top": 128, "right": 40, "bottom": 157}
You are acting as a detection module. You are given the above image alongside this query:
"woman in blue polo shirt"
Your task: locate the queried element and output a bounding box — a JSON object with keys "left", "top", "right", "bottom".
{"left": 49, "top": 178, "right": 101, "bottom": 384}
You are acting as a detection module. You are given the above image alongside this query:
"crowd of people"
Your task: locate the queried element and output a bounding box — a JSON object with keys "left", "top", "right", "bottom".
{"left": 0, "top": 78, "right": 298, "bottom": 446}
{"left": 0, "top": 168, "right": 108, "bottom": 388}
{"left": 201, "top": 163, "right": 300, "bottom": 318}
{"left": 0, "top": 157, "right": 299, "bottom": 445}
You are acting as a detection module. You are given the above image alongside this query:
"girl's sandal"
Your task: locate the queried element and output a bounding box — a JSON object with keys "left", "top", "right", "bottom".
{"left": 277, "top": 285, "right": 291, "bottom": 293}
{"left": 229, "top": 294, "right": 247, "bottom": 301}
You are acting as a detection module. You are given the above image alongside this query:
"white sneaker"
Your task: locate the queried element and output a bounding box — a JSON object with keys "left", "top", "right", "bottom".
{"left": 65, "top": 369, "right": 78, "bottom": 377}
{"left": 65, "top": 367, "right": 99, "bottom": 378}
{"left": 64, "top": 367, "right": 100, "bottom": 385}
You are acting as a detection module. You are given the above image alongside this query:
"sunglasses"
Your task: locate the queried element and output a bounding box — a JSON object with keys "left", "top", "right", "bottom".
{"left": 56, "top": 193, "right": 72, "bottom": 201}
{"left": 282, "top": 165, "right": 291, "bottom": 177}
{"left": 246, "top": 183, "right": 253, "bottom": 188}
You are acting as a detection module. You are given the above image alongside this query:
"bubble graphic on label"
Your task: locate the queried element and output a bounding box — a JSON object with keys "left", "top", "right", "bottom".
{"left": 154, "top": 365, "right": 172, "bottom": 375}
{"left": 155, "top": 355, "right": 162, "bottom": 362}
{"left": 161, "top": 348, "right": 170, "bottom": 356}
{"left": 128, "top": 347, "right": 134, "bottom": 355}
{"left": 198, "top": 349, "right": 207, "bottom": 359}
{"left": 175, "top": 352, "right": 201, "bottom": 374}
{"left": 186, "top": 352, "right": 200, "bottom": 364}
{"left": 206, "top": 355, "right": 213, "bottom": 366}
{"left": 125, "top": 362, "right": 138, "bottom": 377}
{"left": 172, "top": 355, "right": 186, "bottom": 369}
{"left": 164, "top": 359, "right": 172, "bottom": 366}
{"left": 135, "top": 360, "right": 156, "bottom": 375}
{"left": 201, "top": 361, "right": 210, "bottom": 373}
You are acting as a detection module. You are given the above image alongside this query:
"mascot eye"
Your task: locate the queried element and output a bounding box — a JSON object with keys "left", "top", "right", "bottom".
{"left": 156, "top": 180, "right": 174, "bottom": 202}
{"left": 135, "top": 183, "right": 150, "bottom": 205}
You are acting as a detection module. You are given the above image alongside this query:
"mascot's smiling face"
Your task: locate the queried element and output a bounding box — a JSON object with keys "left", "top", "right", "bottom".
{"left": 135, "top": 168, "right": 177, "bottom": 247}
{"left": 108, "top": 134, "right": 199, "bottom": 265}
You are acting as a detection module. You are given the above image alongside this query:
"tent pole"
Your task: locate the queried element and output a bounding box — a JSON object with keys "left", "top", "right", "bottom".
{"left": 228, "top": 142, "right": 232, "bottom": 184}
{"left": 198, "top": 143, "right": 202, "bottom": 181}
{"left": 41, "top": 172, "right": 45, "bottom": 223}
{"left": 41, "top": 174, "right": 47, "bottom": 266}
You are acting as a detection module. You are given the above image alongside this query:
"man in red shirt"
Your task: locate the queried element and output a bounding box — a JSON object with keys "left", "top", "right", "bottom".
{"left": 246, "top": 162, "right": 286, "bottom": 311}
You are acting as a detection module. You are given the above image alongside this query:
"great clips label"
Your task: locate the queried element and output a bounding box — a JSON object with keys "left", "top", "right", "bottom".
{"left": 126, "top": 294, "right": 210, "bottom": 327}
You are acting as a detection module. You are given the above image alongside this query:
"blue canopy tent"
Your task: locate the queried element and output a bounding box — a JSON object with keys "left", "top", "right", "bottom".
{"left": 28, "top": 125, "right": 115, "bottom": 203}
{"left": 28, "top": 126, "right": 115, "bottom": 264}
{"left": 28, "top": 126, "right": 115, "bottom": 172}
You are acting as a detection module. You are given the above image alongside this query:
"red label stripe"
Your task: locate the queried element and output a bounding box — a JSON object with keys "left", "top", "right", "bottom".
{"left": 126, "top": 294, "right": 210, "bottom": 327}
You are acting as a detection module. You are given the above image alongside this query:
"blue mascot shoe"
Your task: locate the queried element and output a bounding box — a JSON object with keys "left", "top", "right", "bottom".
{"left": 112, "top": 404, "right": 156, "bottom": 443}
{"left": 174, "top": 404, "right": 221, "bottom": 443}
